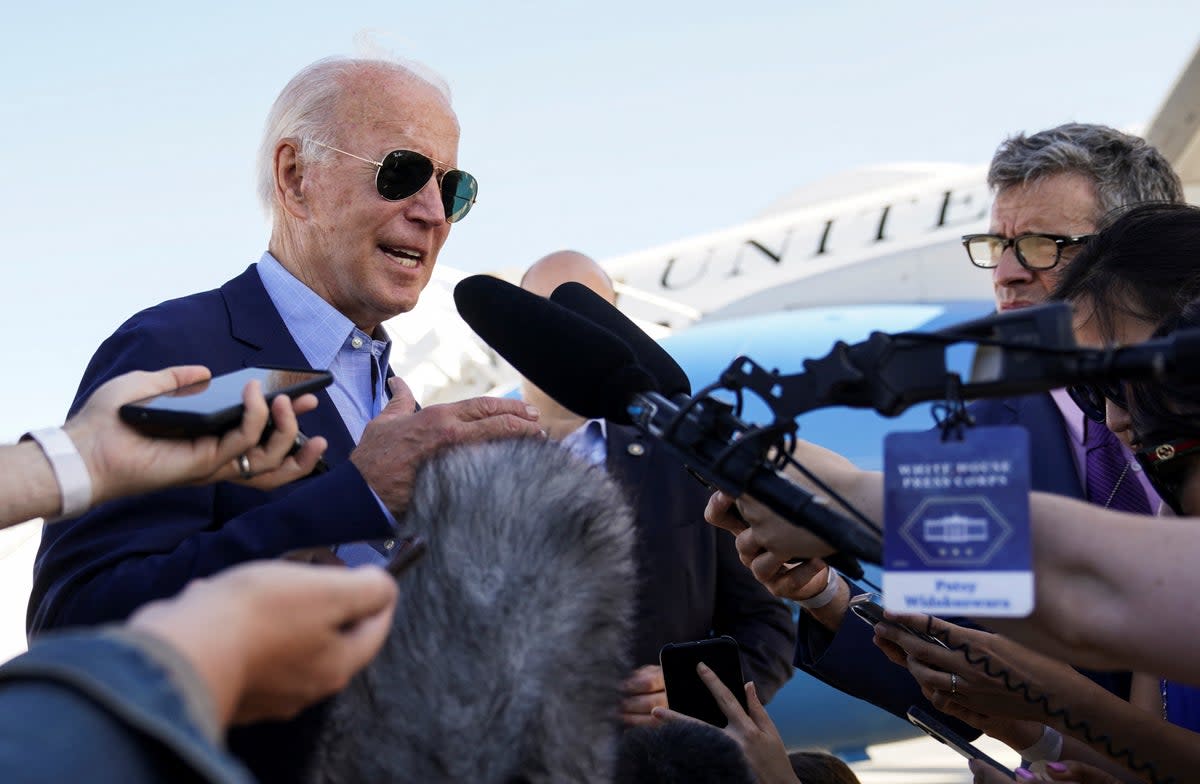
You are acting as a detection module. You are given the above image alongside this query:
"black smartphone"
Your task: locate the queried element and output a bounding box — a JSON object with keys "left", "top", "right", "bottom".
{"left": 907, "top": 706, "right": 1013, "bottom": 775}
{"left": 659, "top": 636, "right": 746, "bottom": 728}
{"left": 848, "top": 593, "right": 950, "bottom": 649}
{"left": 385, "top": 535, "right": 428, "bottom": 577}
{"left": 119, "top": 366, "right": 332, "bottom": 438}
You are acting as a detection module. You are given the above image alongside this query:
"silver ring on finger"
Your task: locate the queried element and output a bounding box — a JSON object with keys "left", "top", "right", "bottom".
{"left": 236, "top": 453, "right": 253, "bottom": 480}
{"left": 950, "top": 672, "right": 958, "bottom": 695}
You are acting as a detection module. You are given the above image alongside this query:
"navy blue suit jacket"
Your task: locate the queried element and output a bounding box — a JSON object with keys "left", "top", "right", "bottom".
{"left": 28, "top": 265, "right": 394, "bottom": 782}
{"left": 791, "top": 392, "right": 1124, "bottom": 738}
{"left": 606, "top": 424, "right": 796, "bottom": 701}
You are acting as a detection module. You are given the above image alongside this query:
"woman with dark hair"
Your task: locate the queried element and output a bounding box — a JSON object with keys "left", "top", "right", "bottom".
{"left": 1053, "top": 202, "right": 1200, "bottom": 446}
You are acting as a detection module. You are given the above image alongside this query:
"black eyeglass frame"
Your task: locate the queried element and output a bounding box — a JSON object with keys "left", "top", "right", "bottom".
{"left": 961, "top": 233, "right": 1094, "bottom": 271}
{"left": 1067, "top": 382, "right": 1129, "bottom": 425}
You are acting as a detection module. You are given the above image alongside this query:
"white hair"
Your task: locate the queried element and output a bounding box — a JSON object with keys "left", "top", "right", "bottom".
{"left": 255, "top": 55, "right": 453, "bottom": 217}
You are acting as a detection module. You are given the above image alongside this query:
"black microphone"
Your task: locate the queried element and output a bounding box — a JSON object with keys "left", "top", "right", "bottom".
{"left": 546, "top": 282, "right": 866, "bottom": 576}
{"left": 453, "top": 275, "right": 657, "bottom": 423}
{"left": 453, "top": 274, "right": 882, "bottom": 567}
{"left": 549, "top": 282, "right": 692, "bottom": 397}
{"left": 1076, "top": 328, "right": 1200, "bottom": 384}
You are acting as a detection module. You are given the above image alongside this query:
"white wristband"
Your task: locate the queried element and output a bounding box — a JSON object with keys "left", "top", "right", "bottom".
{"left": 1017, "top": 725, "right": 1063, "bottom": 762}
{"left": 797, "top": 566, "right": 840, "bottom": 610}
{"left": 23, "top": 427, "right": 92, "bottom": 520}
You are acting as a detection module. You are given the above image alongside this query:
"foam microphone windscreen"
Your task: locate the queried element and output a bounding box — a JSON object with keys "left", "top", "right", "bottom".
{"left": 453, "top": 274, "right": 657, "bottom": 423}
{"left": 549, "top": 282, "right": 692, "bottom": 397}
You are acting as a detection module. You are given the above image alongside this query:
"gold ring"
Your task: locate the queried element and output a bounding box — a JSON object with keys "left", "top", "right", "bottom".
{"left": 236, "top": 454, "right": 253, "bottom": 480}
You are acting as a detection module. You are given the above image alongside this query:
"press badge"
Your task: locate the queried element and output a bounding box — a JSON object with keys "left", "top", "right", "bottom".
{"left": 882, "top": 426, "right": 1033, "bottom": 617}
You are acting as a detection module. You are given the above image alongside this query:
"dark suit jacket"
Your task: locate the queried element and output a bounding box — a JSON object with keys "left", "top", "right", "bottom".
{"left": 28, "top": 264, "right": 394, "bottom": 782}
{"left": 605, "top": 423, "right": 796, "bottom": 701}
{"left": 792, "top": 392, "right": 1130, "bottom": 738}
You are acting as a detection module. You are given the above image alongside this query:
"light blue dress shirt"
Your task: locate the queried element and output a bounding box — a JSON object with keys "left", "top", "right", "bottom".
{"left": 562, "top": 419, "right": 607, "bottom": 466}
{"left": 256, "top": 252, "right": 396, "bottom": 566}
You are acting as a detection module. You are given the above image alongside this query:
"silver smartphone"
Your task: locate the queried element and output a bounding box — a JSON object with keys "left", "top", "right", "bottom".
{"left": 848, "top": 593, "right": 950, "bottom": 649}
{"left": 907, "top": 706, "right": 1013, "bottom": 775}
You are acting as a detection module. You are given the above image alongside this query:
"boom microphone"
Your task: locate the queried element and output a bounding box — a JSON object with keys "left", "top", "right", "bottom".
{"left": 549, "top": 282, "right": 692, "bottom": 397}
{"left": 454, "top": 274, "right": 881, "bottom": 566}
{"left": 453, "top": 275, "right": 657, "bottom": 423}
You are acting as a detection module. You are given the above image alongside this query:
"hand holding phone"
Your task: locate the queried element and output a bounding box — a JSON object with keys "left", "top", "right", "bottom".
{"left": 120, "top": 366, "right": 332, "bottom": 439}
{"left": 659, "top": 636, "right": 746, "bottom": 727}
{"left": 849, "top": 593, "right": 949, "bottom": 649}
{"left": 907, "top": 706, "right": 1013, "bottom": 775}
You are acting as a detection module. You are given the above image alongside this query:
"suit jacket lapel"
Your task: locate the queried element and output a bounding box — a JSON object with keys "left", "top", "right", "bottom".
{"left": 218, "top": 266, "right": 356, "bottom": 460}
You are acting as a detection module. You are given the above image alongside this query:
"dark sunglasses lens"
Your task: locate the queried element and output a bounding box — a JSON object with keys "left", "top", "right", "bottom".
{"left": 376, "top": 150, "right": 434, "bottom": 201}
{"left": 1067, "top": 385, "right": 1106, "bottom": 424}
{"left": 441, "top": 170, "right": 478, "bottom": 223}
{"left": 1101, "top": 382, "right": 1128, "bottom": 411}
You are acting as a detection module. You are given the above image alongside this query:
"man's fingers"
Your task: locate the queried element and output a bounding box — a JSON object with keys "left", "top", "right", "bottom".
{"left": 461, "top": 412, "right": 545, "bottom": 443}
{"left": 383, "top": 376, "right": 417, "bottom": 415}
{"left": 289, "top": 435, "right": 327, "bottom": 472}
{"left": 290, "top": 392, "right": 319, "bottom": 416}
{"left": 334, "top": 597, "right": 397, "bottom": 674}
{"left": 205, "top": 380, "right": 268, "bottom": 465}
{"left": 158, "top": 365, "right": 213, "bottom": 392}
{"left": 318, "top": 565, "right": 400, "bottom": 624}
{"left": 450, "top": 395, "right": 540, "bottom": 423}
{"left": 748, "top": 550, "right": 787, "bottom": 586}
{"left": 705, "top": 491, "right": 747, "bottom": 535}
{"left": 733, "top": 528, "right": 765, "bottom": 568}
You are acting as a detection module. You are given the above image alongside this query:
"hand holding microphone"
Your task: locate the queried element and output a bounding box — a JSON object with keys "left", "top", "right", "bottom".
{"left": 453, "top": 274, "right": 879, "bottom": 569}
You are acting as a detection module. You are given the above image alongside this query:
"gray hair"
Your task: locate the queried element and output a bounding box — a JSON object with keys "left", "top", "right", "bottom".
{"left": 255, "top": 55, "right": 453, "bottom": 216}
{"left": 987, "top": 123, "right": 1184, "bottom": 220}
{"left": 307, "top": 438, "right": 637, "bottom": 784}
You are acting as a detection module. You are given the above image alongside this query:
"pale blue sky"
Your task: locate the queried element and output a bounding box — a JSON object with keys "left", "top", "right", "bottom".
{"left": 1, "top": 2, "right": 1196, "bottom": 438}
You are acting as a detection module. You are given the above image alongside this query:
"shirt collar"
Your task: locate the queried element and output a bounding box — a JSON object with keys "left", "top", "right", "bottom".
{"left": 1049, "top": 387, "right": 1087, "bottom": 447}
{"left": 256, "top": 251, "right": 391, "bottom": 369}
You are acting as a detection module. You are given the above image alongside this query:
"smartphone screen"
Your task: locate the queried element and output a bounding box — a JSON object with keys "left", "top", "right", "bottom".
{"left": 659, "top": 636, "right": 746, "bottom": 728}
{"left": 907, "top": 706, "right": 1012, "bottom": 775}
{"left": 119, "top": 366, "right": 332, "bottom": 438}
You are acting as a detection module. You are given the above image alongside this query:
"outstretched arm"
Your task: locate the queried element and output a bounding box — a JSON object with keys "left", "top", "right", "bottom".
{"left": 0, "top": 366, "right": 324, "bottom": 529}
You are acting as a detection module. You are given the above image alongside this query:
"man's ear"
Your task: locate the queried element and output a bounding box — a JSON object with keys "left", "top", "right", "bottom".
{"left": 274, "top": 140, "right": 310, "bottom": 219}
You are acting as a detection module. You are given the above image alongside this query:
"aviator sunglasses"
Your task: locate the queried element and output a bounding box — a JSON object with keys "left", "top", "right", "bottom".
{"left": 307, "top": 139, "right": 478, "bottom": 223}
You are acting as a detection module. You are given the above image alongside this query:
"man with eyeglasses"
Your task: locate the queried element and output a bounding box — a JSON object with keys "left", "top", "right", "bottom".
{"left": 726, "top": 123, "right": 1185, "bottom": 747}
{"left": 28, "top": 55, "right": 543, "bottom": 783}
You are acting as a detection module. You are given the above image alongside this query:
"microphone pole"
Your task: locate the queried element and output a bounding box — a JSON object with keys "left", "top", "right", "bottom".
{"left": 629, "top": 390, "right": 883, "bottom": 567}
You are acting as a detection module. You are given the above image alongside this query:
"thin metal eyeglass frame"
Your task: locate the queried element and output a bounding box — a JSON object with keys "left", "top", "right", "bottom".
{"left": 304, "top": 139, "right": 476, "bottom": 221}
